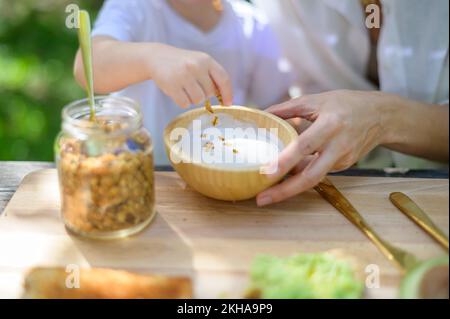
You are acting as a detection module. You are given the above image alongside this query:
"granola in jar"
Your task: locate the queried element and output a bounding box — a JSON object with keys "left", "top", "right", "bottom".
{"left": 55, "top": 97, "right": 155, "bottom": 239}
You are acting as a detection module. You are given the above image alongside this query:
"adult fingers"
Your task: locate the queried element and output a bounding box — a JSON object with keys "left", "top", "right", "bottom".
{"left": 291, "top": 154, "right": 319, "bottom": 174}
{"left": 257, "top": 144, "right": 339, "bottom": 206}
{"left": 209, "top": 61, "right": 233, "bottom": 106}
{"left": 263, "top": 115, "right": 341, "bottom": 179}
{"left": 265, "top": 96, "right": 317, "bottom": 120}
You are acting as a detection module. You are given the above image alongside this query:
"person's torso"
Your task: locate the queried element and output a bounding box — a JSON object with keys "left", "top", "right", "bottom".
{"left": 254, "top": 0, "right": 449, "bottom": 169}
{"left": 115, "top": 0, "right": 260, "bottom": 165}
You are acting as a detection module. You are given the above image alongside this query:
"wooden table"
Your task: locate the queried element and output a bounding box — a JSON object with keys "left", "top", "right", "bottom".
{"left": 0, "top": 161, "right": 448, "bottom": 299}
{"left": 0, "top": 162, "right": 54, "bottom": 214}
{"left": 1, "top": 161, "right": 447, "bottom": 215}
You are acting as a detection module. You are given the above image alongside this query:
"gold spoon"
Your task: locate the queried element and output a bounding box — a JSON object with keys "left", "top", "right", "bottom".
{"left": 314, "top": 178, "right": 419, "bottom": 272}
{"left": 77, "top": 10, "right": 96, "bottom": 122}
{"left": 390, "top": 192, "right": 449, "bottom": 250}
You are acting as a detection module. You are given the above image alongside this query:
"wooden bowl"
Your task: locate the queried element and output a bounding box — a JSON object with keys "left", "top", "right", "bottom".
{"left": 163, "top": 106, "right": 297, "bottom": 201}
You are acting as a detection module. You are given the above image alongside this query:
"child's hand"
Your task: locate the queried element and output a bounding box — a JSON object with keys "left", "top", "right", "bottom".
{"left": 147, "top": 44, "right": 233, "bottom": 108}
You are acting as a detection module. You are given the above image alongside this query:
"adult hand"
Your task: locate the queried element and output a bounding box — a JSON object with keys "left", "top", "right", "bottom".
{"left": 257, "top": 90, "right": 390, "bottom": 206}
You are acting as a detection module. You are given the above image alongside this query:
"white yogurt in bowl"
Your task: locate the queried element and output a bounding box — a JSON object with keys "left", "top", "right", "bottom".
{"left": 175, "top": 113, "right": 284, "bottom": 169}
{"left": 164, "top": 106, "right": 298, "bottom": 200}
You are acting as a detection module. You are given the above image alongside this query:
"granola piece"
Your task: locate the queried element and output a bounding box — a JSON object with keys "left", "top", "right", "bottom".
{"left": 203, "top": 141, "right": 215, "bottom": 152}
{"left": 216, "top": 94, "right": 224, "bottom": 105}
{"left": 212, "top": 116, "right": 219, "bottom": 127}
{"left": 204, "top": 100, "right": 214, "bottom": 114}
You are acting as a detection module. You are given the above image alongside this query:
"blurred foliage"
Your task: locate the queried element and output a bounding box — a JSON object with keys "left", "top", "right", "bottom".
{"left": 0, "top": 0, "right": 102, "bottom": 161}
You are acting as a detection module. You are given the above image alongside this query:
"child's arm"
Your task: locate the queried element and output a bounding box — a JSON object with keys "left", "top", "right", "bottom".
{"left": 73, "top": 36, "right": 233, "bottom": 108}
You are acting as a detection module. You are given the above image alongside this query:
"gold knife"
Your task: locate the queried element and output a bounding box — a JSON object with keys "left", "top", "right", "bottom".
{"left": 315, "top": 178, "right": 419, "bottom": 272}
{"left": 390, "top": 192, "right": 449, "bottom": 251}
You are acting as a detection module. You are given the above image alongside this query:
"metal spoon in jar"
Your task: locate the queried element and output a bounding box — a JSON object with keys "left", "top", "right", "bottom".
{"left": 77, "top": 10, "right": 96, "bottom": 122}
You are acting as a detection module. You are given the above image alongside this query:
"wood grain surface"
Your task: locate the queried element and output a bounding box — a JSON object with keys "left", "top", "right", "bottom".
{"left": 0, "top": 162, "right": 54, "bottom": 214}
{"left": 0, "top": 169, "right": 448, "bottom": 299}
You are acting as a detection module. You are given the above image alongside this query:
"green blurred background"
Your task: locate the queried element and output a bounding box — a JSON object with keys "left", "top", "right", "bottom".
{"left": 0, "top": 0, "right": 102, "bottom": 161}
{"left": 0, "top": 0, "right": 255, "bottom": 162}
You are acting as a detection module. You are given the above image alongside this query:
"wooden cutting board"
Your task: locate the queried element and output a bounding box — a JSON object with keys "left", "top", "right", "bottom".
{"left": 0, "top": 169, "right": 448, "bottom": 299}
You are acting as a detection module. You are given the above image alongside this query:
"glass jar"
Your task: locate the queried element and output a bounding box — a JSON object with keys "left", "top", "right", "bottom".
{"left": 55, "top": 96, "right": 155, "bottom": 239}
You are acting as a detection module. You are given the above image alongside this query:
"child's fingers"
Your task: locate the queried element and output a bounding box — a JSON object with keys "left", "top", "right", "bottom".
{"left": 170, "top": 87, "right": 191, "bottom": 109}
{"left": 197, "top": 74, "right": 216, "bottom": 101}
{"left": 183, "top": 81, "right": 206, "bottom": 106}
{"left": 209, "top": 62, "right": 233, "bottom": 106}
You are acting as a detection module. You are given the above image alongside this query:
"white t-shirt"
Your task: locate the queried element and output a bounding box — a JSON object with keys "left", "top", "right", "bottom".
{"left": 92, "top": 0, "right": 293, "bottom": 165}
{"left": 255, "top": 0, "right": 449, "bottom": 169}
